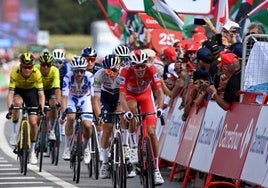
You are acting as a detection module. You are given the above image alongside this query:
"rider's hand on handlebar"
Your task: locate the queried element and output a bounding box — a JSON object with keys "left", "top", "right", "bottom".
{"left": 123, "top": 111, "right": 133, "bottom": 121}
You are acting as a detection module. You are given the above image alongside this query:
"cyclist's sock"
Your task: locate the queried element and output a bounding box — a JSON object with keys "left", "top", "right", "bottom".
{"left": 12, "top": 121, "right": 19, "bottom": 135}
{"left": 121, "top": 129, "right": 129, "bottom": 146}
{"left": 65, "top": 135, "right": 71, "bottom": 148}
{"left": 102, "top": 148, "right": 109, "bottom": 163}
{"left": 31, "top": 142, "right": 36, "bottom": 153}
{"left": 154, "top": 157, "right": 159, "bottom": 170}
{"left": 129, "top": 133, "right": 137, "bottom": 148}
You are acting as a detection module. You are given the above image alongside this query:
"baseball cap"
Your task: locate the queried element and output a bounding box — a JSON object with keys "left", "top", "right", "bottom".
{"left": 218, "top": 51, "right": 239, "bottom": 67}
{"left": 196, "top": 47, "right": 214, "bottom": 64}
{"left": 143, "top": 48, "right": 156, "bottom": 58}
{"left": 192, "top": 26, "right": 206, "bottom": 34}
{"left": 163, "top": 47, "right": 177, "bottom": 61}
{"left": 167, "top": 63, "right": 178, "bottom": 78}
{"left": 222, "top": 20, "right": 240, "bottom": 31}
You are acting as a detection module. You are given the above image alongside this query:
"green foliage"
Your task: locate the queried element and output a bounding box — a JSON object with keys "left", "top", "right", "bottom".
{"left": 39, "top": 0, "right": 105, "bottom": 34}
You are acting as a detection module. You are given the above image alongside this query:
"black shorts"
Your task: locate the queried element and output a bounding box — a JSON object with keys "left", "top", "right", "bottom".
{"left": 100, "top": 90, "right": 119, "bottom": 123}
{"left": 44, "top": 88, "right": 56, "bottom": 104}
{"left": 14, "top": 88, "right": 39, "bottom": 114}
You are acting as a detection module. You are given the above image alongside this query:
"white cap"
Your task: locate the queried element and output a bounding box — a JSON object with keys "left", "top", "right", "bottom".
{"left": 167, "top": 63, "right": 178, "bottom": 78}
{"left": 143, "top": 48, "right": 156, "bottom": 58}
{"left": 222, "top": 20, "right": 239, "bottom": 31}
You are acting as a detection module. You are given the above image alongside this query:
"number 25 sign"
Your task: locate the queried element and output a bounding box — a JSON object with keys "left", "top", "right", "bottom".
{"left": 151, "top": 29, "right": 183, "bottom": 52}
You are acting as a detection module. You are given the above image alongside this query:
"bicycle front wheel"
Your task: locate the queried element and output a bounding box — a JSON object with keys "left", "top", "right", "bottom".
{"left": 111, "top": 132, "right": 126, "bottom": 188}
{"left": 19, "top": 121, "right": 29, "bottom": 175}
{"left": 87, "top": 124, "right": 99, "bottom": 179}
{"left": 143, "top": 137, "right": 155, "bottom": 188}
{"left": 39, "top": 117, "right": 47, "bottom": 172}
{"left": 72, "top": 125, "right": 83, "bottom": 184}
{"left": 51, "top": 119, "right": 60, "bottom": 165}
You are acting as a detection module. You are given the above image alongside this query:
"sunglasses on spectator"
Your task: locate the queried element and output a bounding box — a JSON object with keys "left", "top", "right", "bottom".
{"left": 133, "top": 64, "right": 147, "bottom": 70}
{"left": 105, "top": 68, "right": 119, "bottom": 75}
{"left": 85, "top": 57, "right": 96, "bottom": 62}
{"left": 74, "top": 69, "right": 86, "bottom": 74}
{"left": 21, "top": 65, "right": 34, "bottom": 70}
{"left": 41, "top": 63, "right": 52, "bottom": 68}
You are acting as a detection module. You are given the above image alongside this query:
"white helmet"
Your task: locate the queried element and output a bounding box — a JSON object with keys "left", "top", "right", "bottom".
{"left": 113, "top": 45, "right": 130, "bottom": 57}
{"left": 70, "top": 56, "right": 88, "bottom": 69}
{"left": 53, "top": 49, "right": 65, "bottom": 61}
{"left": 129, "top": 49, "right": 148, "bottom": 65}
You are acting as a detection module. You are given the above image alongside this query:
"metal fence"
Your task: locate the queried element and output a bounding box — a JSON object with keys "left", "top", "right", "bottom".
{"left": 241, "top": 34, "right": 268, "bottom": 96}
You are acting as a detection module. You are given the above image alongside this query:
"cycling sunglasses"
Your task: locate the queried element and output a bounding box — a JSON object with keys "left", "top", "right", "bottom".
{"left": 74, "top": 69, "right": 86, "bottom": 74}
{"left": 54, "top": 60, "right": 64, "bottom": 65}
{"left": 120, "top": 57, "right": 129, "bottom": 62}
{"left": 41, "top": 63, "right": 52, "bottom": 68}
{"left": 133, "top": 64, "right": 147, "bottom": 70}
{"left": 105, "top": 68, "right": 119, "bottom": 74}
{"left": 21, "top": 65, "right": 34, "bottom": 70}
{"left": 85, "top": 57, "right": 96, "bottom": 62}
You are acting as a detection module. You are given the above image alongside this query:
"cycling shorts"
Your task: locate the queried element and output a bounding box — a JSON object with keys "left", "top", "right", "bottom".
{"left": 14, "top": 88, "right": 39, "bottom": 114}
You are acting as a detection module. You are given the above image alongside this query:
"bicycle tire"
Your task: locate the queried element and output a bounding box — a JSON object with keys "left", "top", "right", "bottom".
{"left": 143, "top": 137, "right": 155, "bottom": 188}
{"left": 87, "top": 124, "right": 99, "bottom": 179}
{"left": 39, "top": 116, "right": 47, "bottom": 172}
{"left": 51, "top": 118, "right": 60, "bottom": 166}
{"left": 20, "top": 121, "right": 29, "bottom": 175}
{"left": 111, "top": 132, "right": 126, "bottom": 188}
{"left": 73, "top": 123, "right": 82, "bottom": 184}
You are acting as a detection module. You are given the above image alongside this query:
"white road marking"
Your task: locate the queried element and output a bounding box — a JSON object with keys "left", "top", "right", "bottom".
{"left": 0, "top": 112, "right": 78, "bottom": 188}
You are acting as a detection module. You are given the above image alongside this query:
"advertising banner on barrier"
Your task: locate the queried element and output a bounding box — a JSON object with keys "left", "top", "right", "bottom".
{"left": 190, "top": 101, "right": 227, "bottom": 172}
{"left": 241, "top": 106, "right": 268, "bottom": 185}
{"left": 210, "top": 103, "right": 261, "bottom": 179}
{"left": 175, "top": 103, "right": 207, "bottom": 166}
{"left": 160, "top": 97, "right": 186, "bottom": 162}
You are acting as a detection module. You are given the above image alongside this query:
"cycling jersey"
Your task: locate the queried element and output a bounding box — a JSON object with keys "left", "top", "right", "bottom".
{"left": 9, "top": 66, "right": 43, "bottom": 90}
{"left": 35, "top": 64, "right": 60, "bottom": 90}
{"left": 62, "top": 71, "right": 94, "bottom": 98}
{"left": 94, "top": 68, "right": 120, "bottom": 96}
{"left": 120, "top": 64, "right": 162, "bottom": 94}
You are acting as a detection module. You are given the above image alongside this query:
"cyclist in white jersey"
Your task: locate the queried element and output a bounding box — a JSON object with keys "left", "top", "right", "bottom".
{"left": 60, "top": 56, "right": 94, "bottom": 164}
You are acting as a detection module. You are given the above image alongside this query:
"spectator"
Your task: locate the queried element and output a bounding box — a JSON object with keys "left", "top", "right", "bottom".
{"left": 162, "top": 47, "right": 177, "bottom": 80}
{"left": 207, "top": 52, "right": 241, "bottom": 110}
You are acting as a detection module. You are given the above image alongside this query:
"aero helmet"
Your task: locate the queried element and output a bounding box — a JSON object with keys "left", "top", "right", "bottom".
{"left": 70, "top": 56, "right": 88, "bottom": 69}
{"left": 81, "top": 47, "right": 97, "bottom": 58}
{"left": 20, "top": 52, "right": 35, "bottom": 65}
{"left": 102, "top": 54, "right": 121, "bottom": 69}
{"left": 129, "top": 49, "right": 148, "bottom": 65}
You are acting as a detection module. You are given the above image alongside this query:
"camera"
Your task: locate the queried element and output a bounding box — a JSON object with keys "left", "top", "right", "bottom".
{"left": 229, "top": 27, "right": 241, "bottom": 33}
{"left": 194, "top": 18, "right": 206, "bottom": 25}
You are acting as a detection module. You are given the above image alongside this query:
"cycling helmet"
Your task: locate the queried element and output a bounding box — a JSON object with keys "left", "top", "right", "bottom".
{"left": 102, "top": 54, "right": 121, "bottom": 69}
{"left": 39, "top": 52, "right": 54, "bottom": 64}
{"left": 129, "top": 49, "right": 148, "bottom": 64}
{"left": 70, "top": 56, "right": 88, "bottom": 69}
{"left": 53, "top": 48, "right": 65, "bottom": 60}
{"left": 81, "top": 47, "right": 97, "bottom": 57}
{"left": 20, "top": 52, "right": 35, "bottom": 65}
{"left": 113, "top": 45, "right": 130, "bottom": 57}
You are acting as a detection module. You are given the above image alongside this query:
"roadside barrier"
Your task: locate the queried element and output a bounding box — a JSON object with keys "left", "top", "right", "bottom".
{"left": 157, "top": 91, "right": 268, "bottom": 187}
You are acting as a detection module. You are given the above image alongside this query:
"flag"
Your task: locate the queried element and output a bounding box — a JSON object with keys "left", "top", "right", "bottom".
{"left": 143, "top": 0, "right": 184, "bottom": 31}
{"left": 248, "top": 1, "right": 268, "bottom": 33}
{"left": 215, "top": 0, "right": 229, "bottom": 32}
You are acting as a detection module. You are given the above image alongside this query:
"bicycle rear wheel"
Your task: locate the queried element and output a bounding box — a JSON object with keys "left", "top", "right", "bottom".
{"left": 20, "top": 122, "right": 29, "bottom": 175}
{"left": 143, "top": 137, "right": 155, "bottom": 188}
{"left": 111, "top": 132, "right": 126, "bottom": 188}
{"left": 39, "top": 117, "right": 47, "bottom": 172}
{"left": 87, "top": 124, "right": 99, "bottom": 179}
{"left": 72, "top": 125, "right": 82, "bottom": 184}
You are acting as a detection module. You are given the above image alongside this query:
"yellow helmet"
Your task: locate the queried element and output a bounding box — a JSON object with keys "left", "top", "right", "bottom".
{"left": 20, "top": 52, "right": 35, "bottom": 65}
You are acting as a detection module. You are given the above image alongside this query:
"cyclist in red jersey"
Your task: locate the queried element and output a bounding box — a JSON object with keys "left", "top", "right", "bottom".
{"left": 119, "top": 49, "right": 165, "bottom": 185}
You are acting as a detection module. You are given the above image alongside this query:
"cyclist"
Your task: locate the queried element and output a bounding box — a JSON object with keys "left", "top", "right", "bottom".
{"left": 81, "top": 46, "right": 102, "bottom": 74}
{"left": 60, "top": 56, "right": 94, "bottom": 165}
{"left": 119, "top": 49, "right": 165, "bottom": 185}
{"left": 7, "top": 52, "right": 45, "bottom": 165}
{"left": 112, "top": 45, "right": 130, "bottom": 67}
{"left": 37, "top": 52, "right": 61, "bottom": 141}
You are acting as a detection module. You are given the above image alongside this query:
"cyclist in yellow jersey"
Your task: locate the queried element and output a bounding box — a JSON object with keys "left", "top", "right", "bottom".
{"left": 36, "top": 52, "right": 61, "bottom": 142}
{"left": 7, "top": 52, "right": 45, "bottom": 165}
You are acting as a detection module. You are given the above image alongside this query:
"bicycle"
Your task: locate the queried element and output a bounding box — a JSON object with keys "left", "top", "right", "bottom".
{"left": 50, "top": 107, "right": 61, "bottom": 166}
{"left": 87, "top": 121, "right": 100, "bottom": 179}
{"left": 133, "top": 111, "right": 165, "bottom": 188}
{"left": 99, "top": 111, "right": 127, "bottom": 188}
{"left": 6, "top": 104, "right": 40, "bottom": 175}
{"left": 62, "top": 106, "right": 94, "bottom": 184}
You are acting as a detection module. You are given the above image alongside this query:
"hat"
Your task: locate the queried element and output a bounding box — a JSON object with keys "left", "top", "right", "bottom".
{"left": 163, "top": 47, "right": 177, "bottom": 61}
{"left": 229, "top": 43, "right": 242, "bottom": 58}
{"left": 218, "top": 52, "right": 239, "bottom": 67}
{"left": 143, "top": 48, "right": 156, "bottom": 58}
{"left": 222, "top": 20, "right": 240, "bottom": 31}
{"left": 192, "top": 26, "right": 206, "bottom": 34}
{"left": 167, "top": 63, "right": 178, "bottom": 78}
{"left": 192, "top": 33, "right": 207, "bottom": 43}
{"left": 196, "top": 47, "right": 214, "bottom": 64}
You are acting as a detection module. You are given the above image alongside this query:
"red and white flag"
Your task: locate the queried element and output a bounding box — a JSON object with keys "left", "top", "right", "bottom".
{"left": 216, "top": 0, "right": 229, "bottom": 32}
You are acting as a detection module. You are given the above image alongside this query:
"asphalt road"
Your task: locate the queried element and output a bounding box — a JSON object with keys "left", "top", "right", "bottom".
{"left": 0, "top": 95, "right": 195, "bottom": 188}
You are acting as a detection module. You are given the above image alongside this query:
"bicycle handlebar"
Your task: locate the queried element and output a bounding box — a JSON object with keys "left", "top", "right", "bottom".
{"left": 61, "top": 109, "right": 94, "bottom": 120}
{"left": 6, "top": 105, "right": 40, "bottom": 120}
{"left": 132, "top": 112, "right": 165, "bottom": 126}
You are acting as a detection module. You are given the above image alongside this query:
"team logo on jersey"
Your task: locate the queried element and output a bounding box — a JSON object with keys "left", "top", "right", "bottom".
{"left": 120, "top": 76, "right": 125, "bottom": 84}
{"left": 153, "top": 73, "right": 160, "bottom": 81}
